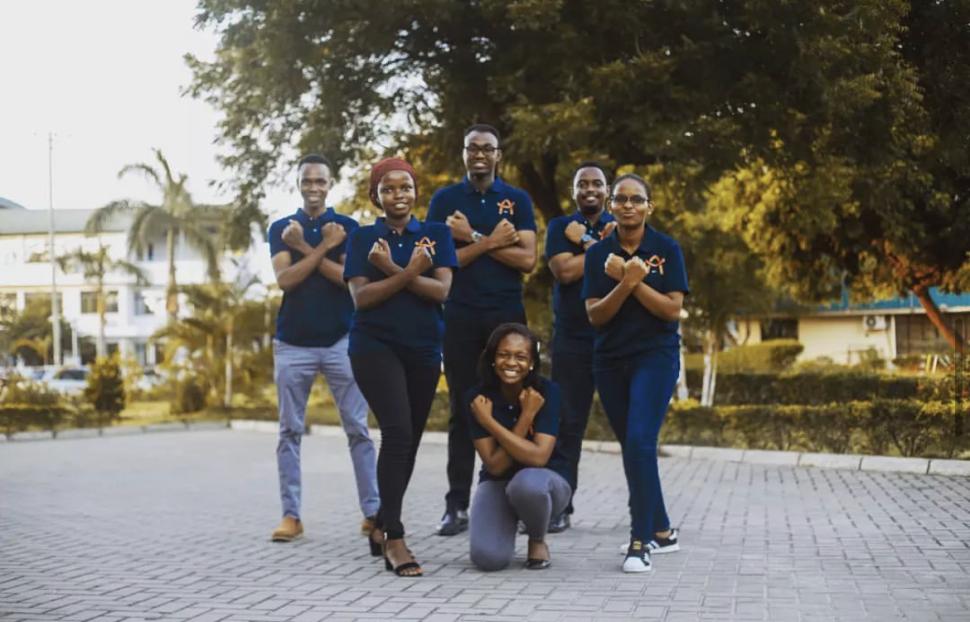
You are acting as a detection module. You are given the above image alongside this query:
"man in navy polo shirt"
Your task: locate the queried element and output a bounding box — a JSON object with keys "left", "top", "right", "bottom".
{"left": 266, "top": 153, "right": 379, "bottom": 542}
{"left": 544, "top": 161, "right": 616, "bottom": 533}
{"left": 427, "top": 124, "right": 538, "bottom": 535}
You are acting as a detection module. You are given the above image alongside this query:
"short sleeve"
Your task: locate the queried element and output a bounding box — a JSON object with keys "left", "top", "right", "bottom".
{"left": 333, "top": 216, "right": 359, "bottom": 257}
{"left": 464, "top": 386, "right": 489, "bottom": 440}
{"left": 430, "top": 224, "right": 458, "bottom": 269}
{"left": 511, "top": 191, "right": 536, "bottom": 232}
{"left": 268, "top": 220, "right": 288, "bottom": 258}
{"left": 426, "top": 189, "right": 450, "bottom": 223}
{"left": 665, "top": 241, "right": 689, "bottom": 295}
{"left": 581, "top": 245, "right": 613, "bottom": 300}
{"left": 532, "top": 380, "right": 561, "bottom": 438}
{"left": 342, "top": 228, "right": 371, "bottom": 281}
{"left": 544, "top": 217, "right": 573, "bottom": 260}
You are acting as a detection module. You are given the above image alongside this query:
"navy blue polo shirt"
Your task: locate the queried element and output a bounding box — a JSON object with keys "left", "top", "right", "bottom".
{"left": 343, "top": 216, "right": 457, "bottom": 364}
{"left": 464, "top": 377, "right": 569, "bottom": 484}
{"left": 545, "top": 210, "right": 615, "bottom": 352}
{"left": 581, "top": 225, "right": 689, "bottom": 362}
{"left": 427, "top": 177, "right": 536, "bottom": 315}
{"left": 268, "top": 208, "right": 358, "bottom": 347}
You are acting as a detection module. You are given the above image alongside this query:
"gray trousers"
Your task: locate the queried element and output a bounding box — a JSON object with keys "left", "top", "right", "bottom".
{"left": 274, "top": 337, "right": 380, "bottom": 519}
{"left": 469, "top": 468, "right": 571, "bottom": 571}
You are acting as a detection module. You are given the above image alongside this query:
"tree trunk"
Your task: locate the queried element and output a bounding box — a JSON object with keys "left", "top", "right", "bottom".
{"left": 223, "top": 326, "right": 233, "bottom": 409}
{"left": 675, "top": 340, "right": 689, "bottom": 401}
{"left": 700, "top": 329, "right": 719, "bottom": 407}
{"left": 165, "top": 228, "right": 178, "bottom": 322}
{"left": 913, "top": 285, "right": 966, "bottom": 353}
{"left": 516, "top": 157, "right": 562, "bottom": 223}
{"left": 96, "top": 276, "right": 106, "bottom": 359}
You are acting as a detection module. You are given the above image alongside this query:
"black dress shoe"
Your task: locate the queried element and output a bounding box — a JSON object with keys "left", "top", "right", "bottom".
{"left": 436, "top": 508, "right": 469, "bottom": 536}
{"left": 547, "top": 512, "right": 571, "bottom": 534}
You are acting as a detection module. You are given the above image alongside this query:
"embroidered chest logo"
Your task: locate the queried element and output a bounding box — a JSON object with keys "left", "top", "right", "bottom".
{"left": 497, "top": 199, "right": 516, "bottom": 216}
{"left": 415, "top": 236, "right": 437, "bottom": 256}
{"left": 645, "top": 254, "right": 665, "bottom": 275}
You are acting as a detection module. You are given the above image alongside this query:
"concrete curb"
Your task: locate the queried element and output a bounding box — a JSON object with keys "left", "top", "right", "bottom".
{"left": 4, "top": 419, "right": 967, "bottom": 478}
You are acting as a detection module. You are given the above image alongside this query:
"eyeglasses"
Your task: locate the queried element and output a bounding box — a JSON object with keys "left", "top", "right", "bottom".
{"left": 610, "top": 194, "right": 649, "bottom": 206}
{"left": 464, "top": 144, "right": 499, "bottom": 156}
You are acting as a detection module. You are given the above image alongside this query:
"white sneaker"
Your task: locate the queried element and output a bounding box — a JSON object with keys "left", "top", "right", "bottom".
{"left": 621, "top": 540, "right": 652, "bottom": 573}
{"left": 647, "top": 528, "right": 680, "bottom": 554}
{"left": 619, "top": 528, "right": 680, "bottom": 554}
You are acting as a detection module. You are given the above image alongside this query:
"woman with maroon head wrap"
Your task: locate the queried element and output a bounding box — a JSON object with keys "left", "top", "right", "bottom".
{"left": 343, "top": 157, "right": 458, "bottom": 576}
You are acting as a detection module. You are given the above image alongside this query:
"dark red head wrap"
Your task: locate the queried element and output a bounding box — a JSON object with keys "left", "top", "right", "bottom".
{"left": 369, "top": 157, "right": 417, "bottom": 208}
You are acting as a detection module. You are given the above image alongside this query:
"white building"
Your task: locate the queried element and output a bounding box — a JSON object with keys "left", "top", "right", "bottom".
{"left": 0, "top": 197, "right": 253, "bottom": 367}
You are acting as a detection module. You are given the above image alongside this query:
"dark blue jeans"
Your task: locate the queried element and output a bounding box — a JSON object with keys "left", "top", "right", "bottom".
{"left": 551, "top": 340, "right": 596, "bottom": 514}
{"left": 593, "top": 348, "right": 679, "bottom": 541}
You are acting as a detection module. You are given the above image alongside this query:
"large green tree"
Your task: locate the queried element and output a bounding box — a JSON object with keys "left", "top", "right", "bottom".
{"left": 189, "top": 0, "right": 968, "bottom": 349}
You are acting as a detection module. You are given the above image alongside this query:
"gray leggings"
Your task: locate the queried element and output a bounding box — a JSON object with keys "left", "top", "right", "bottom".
{"left": 469, "top": 468, "right": 572, "bottom": 571}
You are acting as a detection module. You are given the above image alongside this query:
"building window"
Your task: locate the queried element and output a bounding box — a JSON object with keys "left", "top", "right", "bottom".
{"left": 81, "top": 290, "right": 119, "bottom": 314}
{"left": 760, "top": 318, "right": 799, "bottom": 341}
{"left": 136, "top": 243, "right": 155, "bottom": 262}
{"left": 24, "top": 292, "right": 62, "bottom": 311}
{"left": 0, "top": 293, "right": 16, "bottom": 318}
{"left": 133, "top": 290, "right": 153, "bottom": 315}
{"left": 896, "top": 312, "right": 970, "bottom": 355}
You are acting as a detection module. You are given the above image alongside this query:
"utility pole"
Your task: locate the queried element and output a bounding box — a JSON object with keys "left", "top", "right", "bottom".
{"left": 48, "top": 132, "right": 62, "bottom": 367}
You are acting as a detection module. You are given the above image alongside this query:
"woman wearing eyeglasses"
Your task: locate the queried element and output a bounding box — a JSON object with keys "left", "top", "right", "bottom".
{"left": 344, "top": 157, "right": 458, "bottom": 576}
{"left": 581, "top": 173, "right": 689, "bottom": 573}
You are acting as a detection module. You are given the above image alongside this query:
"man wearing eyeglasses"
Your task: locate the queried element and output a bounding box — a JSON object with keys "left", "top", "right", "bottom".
{"left": 427, "top": 123, "right": 538, "bottom": 536}
{"left": 543, "top": 162, "right": 616, "bottom": 533}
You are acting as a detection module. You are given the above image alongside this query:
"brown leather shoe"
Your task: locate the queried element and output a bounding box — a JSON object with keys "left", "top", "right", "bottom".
{"left": 360, "top": 515, "right": 377, "bottom": 537}
{"left": 271, "top": 516, "right": 303, "bottom": 542}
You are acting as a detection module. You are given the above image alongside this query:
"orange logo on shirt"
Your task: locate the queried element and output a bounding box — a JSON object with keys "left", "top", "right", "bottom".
{"left": 416, "top": 236, "right": 437, "bottom": 256}
{"left": 497, "top": 199, "right": 515, "bottom": 216}
{"left": 645, "top": 255, "right": 665, "bottom": 275}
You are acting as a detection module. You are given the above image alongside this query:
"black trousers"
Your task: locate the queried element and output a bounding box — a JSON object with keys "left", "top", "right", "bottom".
{"left": 550, "top": 340, "right": 597, "bottom": 515}
{"left": 442, "top": 306, "right": 527, "bottom": 510}
{"left": 350, "top": 343, "right": 440, "bottom": 539}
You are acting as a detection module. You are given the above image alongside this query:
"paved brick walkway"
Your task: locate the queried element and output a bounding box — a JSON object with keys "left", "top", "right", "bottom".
{"left": 1, "top": 430, "right": 969, "bottom": 621}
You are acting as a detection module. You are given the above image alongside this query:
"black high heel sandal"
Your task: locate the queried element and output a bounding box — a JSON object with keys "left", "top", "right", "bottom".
{"left": 383, "top": 539, "right": 423, "bottom": 577}
{"left": 367, "top": 527, "right": 383, "bottom": 557}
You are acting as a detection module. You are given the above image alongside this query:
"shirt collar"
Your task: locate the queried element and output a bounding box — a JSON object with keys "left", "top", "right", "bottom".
{"left": 571, "top": 209, "right": 613, "bottom": 230}
{"left": 461, "top": 175, "right": 505, "bottom": 195}
{"left": 606, "top": 223, "right": 654, "bottom": 254}
{"left": 294, "top": 207, "right": 335, "bottom": 225}
{"left": 374, "top": 215, "right": 422, "bottom": 236}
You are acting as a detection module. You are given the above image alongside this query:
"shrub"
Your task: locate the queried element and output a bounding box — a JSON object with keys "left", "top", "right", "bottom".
{"left": 84, "top": 356, "right": 126, "bottom": 426}
{"left": 658, "top": 399, "right": 966, "bottom": 458}
{"left": 686, "top": 340, "right": 804, "bottom": 373}
{"left": 0, "top": 375, "right": 69, "bottom": 436}
{"left": 171, "top": 377, "right": 207, "bottom": 414}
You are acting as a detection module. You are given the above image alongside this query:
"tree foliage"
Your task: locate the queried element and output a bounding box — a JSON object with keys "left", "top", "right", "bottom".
{"left": 189, "top": 0, "right": 970, "bottom": 349}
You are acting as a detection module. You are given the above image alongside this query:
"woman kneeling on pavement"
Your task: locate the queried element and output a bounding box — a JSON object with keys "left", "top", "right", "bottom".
{"left": 465, "top": 323, "right": 571, "bottom": 571}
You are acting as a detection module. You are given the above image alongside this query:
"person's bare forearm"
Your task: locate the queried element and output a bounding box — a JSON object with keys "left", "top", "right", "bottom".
{"left": 488, "top": 244, "right": 536, "bottom": 272}
{"left": 631, "top": 283, "right": 682, "bottom": 322}
{"left": 276, "top": 242, "right": 331, "bottom": 291}
{"left": 587, "top": 280, "right": 637, "bottom": 327}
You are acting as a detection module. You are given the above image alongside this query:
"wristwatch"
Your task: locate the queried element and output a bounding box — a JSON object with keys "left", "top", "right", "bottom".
{"left": 471, "top": 230, "right": 485, "bottom": 243}
{"left": 580, "top": 233, "right": 596, "bottom": 246}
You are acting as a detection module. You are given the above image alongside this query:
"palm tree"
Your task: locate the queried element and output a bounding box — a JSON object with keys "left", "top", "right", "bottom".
{"left": 58, "top": 245, "right": 148, "bottom": 359}
{"left": 85, "top": 149, "right": 221, "bottom": 323}
{"left": 154, "top": 271, "right": 265, "bottom": 409}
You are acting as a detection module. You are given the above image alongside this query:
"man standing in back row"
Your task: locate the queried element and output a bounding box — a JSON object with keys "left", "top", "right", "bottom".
{"left": 267, "top": 154, "right": 380, "bottom": 542}
{"left": 544, "top": 162, "right": 615, "bottom": 532}
{"left": 427, "top": 124, "right": 538, "bottom": 535}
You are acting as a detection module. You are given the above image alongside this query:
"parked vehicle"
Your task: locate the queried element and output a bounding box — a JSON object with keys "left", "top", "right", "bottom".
{"left": 42, "top": 367, "right": 89, "bottom": 395}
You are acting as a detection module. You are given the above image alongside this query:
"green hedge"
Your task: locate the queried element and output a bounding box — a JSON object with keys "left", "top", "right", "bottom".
{"left": 0, "top": 403, "right": 71, "bottom": 437}
{"left": 682, "top": 370, "right": 948, "bottom": 405}
{"left": 660, "top": 399, "right": 967, "bottom": 458}
{"left": 684, "top": 340, "right": 804, "bottom": 373}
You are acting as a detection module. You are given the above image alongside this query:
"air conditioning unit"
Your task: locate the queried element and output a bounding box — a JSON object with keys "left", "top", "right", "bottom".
{"left": 863, "top": 314, "right": 887, "bottom": 331}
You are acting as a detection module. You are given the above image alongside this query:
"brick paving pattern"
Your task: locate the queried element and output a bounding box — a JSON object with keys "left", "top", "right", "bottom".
{"left": 1, "top": 430, "right": 969, "bottom": 621}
